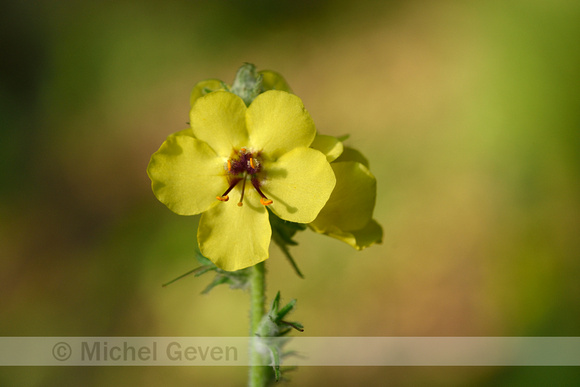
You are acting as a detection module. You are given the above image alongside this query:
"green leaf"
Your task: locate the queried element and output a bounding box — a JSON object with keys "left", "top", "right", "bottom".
{"left": 269, "top": 210, "right": 306, "bottom": 244}
{"left": 161, "top": 250, "right": 252, "bottom": 294}
{"left": 161, "top": 265, "right": 215, "bottom": 287}
{"left": 201, "top": 276, "right": 230, "bottom": 294}
{"left": 269, "top": 210, "right": 307, "bottom": 277}
{"left": 275, "top": 298, "right": 297, "bottom": 322}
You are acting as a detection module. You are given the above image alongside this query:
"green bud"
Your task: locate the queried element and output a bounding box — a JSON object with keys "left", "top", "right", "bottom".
{"left": 230, "top": 63, "right": 263, "bottom": 106}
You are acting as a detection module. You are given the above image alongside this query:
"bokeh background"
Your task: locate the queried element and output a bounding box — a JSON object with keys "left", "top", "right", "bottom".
{"left": 1, "top": 0, "right": 579, "bottom": 385}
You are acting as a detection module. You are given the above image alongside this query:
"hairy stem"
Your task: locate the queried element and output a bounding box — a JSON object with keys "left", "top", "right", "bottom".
{"left": 248, "top": 261, "right": 268, "bottom": 386}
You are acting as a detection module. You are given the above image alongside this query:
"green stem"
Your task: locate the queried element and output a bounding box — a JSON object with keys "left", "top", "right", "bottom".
{"left": 249, "top": 261, "right": 268, "bottom": 387}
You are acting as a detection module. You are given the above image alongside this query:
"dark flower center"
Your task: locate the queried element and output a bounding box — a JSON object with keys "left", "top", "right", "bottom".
{"left": 216, "top": 148, "right": 273, "bottom": 207}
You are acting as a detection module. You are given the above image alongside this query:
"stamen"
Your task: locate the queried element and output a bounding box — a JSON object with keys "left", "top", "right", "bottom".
{"left": 260, "top": 197, "right": 273, "bottom": 206}
{"left": 217, "top": 178, "right": 241, "bottom": 203}
{"left": 218, "top": 148, "right": 270, "bottom": 207}
{"left": 237, "top": 176, "right": 247, "bottom": 207}
{"left": 252, "top": 178, "right": 273, "bottom": 206}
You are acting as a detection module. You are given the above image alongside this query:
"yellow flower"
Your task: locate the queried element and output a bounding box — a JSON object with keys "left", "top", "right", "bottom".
{"left": 148, "top": 90, "right": 336, "bottom": 271}
{"left": 310, "top": 137, "right": 383, "bottom": 249}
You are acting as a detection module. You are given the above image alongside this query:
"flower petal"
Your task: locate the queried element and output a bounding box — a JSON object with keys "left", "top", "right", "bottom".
{"left": 190, "top": 79, "right": 225, "bottom": 107}
{"left": 310, "top": 161, "right": 376, "bottom": 232}
{"left": 259, "top": 70, "right": 292, "bottom": 92}
{"left": 263, "top": 147, "right": 335, "bottom": 223}
{"left": 310, "top": 134, "right": 344, "bottom": 162}
{"left": 198, "top": 202, "right": 271, "bottom": 271}
{"left": 246, "top": 91, "right": 316, "bottom": 159}
{"left": 147, "top": 132, "right": 225, "bottom": 215}
{"left": 310, "top": 219, "right": 383, "bottom": 250}
{"left": 166, "top": 128, "right": 194, "bottom": 140}
{"left": 335, "top": 146, "right": 370, "bottom": 168}
{"left": 190, "top": 90, "right": 249, "bottom": 157}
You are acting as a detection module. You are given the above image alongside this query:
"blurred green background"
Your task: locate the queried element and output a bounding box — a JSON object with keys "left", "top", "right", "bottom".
{"left": 1, "top": 0, "right": 579, "bottom": 385}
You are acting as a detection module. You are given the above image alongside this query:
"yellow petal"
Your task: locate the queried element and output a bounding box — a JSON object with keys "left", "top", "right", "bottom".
{"left": 147, "top": 133, "right": 226, "bottom": 215}
{"left": 310, "top": 161, "right": 376, "bottom": 232}
{"left": 190, "top": 91, "right": 249, "bottom": 157}
{"left": 259, "top": 70, "right": 292, "bottom": 92}
{"left": 198, "top": 201, "right": 271, "bottom": 271}
{"left": 190, "top": 79, "right": 225, "bottom": 107}
{"left": 310, "top": 219, "right": 383, "bottom": 250}
{"left": 310, "top": 134, "right": 344, "bottom": 162}
{"left": 246, "top": 91, "right": 316, "bottom": 159}
{"left": 262, "top": 147, "right": 336, "bottom": 223}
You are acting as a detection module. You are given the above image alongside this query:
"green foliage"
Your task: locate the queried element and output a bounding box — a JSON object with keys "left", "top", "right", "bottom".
{"left": 255, "top": 291, "right": 303, "bottom": 383}
{"left": 162, "top": 251, "right": 251, "bottom": 294}
{"left": 268, "top": 210, "right": 307, "bottom": 278}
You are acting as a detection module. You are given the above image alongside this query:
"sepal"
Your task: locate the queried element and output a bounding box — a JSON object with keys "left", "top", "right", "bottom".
{"left": 254, "top": 291, "right": 303, "bottom": 382}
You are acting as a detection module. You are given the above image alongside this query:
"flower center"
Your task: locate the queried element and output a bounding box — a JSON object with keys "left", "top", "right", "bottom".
{"left": 216, "top": 148, "right": 273, "bottom": 207}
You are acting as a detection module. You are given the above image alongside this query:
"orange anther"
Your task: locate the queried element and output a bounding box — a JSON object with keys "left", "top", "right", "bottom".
{"left": 250, "top": 157, "right": 256, "bottom": 169}
{"left": 227, "top": 159, "right": 232, "bottom": 171}
{"left": 217, "top": 195, "right": 229, "bottom": 202}
{"left": 260, "top": 197, "right": 273, "bottom": 206}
